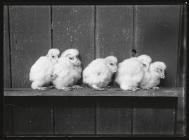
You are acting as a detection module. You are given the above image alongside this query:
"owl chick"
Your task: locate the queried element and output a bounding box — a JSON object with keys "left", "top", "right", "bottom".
{"left": 140, "top": 61, "right": 167, "bottom": 89}
{"left": 83, "top": 56, "right": 118, "bottom": 90}
{"left": 115, "top": 57, "right": 144, "bottom": 91}
{"left": 52, "top": 48, "right": 82, "bottom": 91}
{"left": 137, "top": 54, "right": 152, "bottom": 71}
{"left": 29, "top": 48, "right": 60, "bottom": 90}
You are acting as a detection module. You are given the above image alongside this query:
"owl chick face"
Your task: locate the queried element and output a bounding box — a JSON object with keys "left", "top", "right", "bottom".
{"left": 105, "top": 56, "right": 118, "bottom": 73}
{"left": 67, "top": 54, "right": 81, "bottom": 66}
{"left": 47, "top": 48, "right": 60, "bottom": 64}
{"left": 61, "top": 49, "right": 81, "bottom": 66}
{"left": 150, "top": 62, "right": 166, "bottom": 79}
{"left": 137, "top": 55, "right": 152, "bottom": 71}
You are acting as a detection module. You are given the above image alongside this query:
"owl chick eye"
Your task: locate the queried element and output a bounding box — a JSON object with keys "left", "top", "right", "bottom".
{"left": 110, "top": 63, "right": 114, "bottom": 66}
{"left": 69, "top": 57, "right": 74, "bottom": 60}
{"left": 143, "top": 63, "right": 147, "bottom": 67}
{"left": 52, "top": 56, "right": 55, "bottom": 58}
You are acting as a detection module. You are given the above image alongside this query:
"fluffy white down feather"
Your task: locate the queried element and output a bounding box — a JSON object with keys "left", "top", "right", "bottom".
{"left": 83, "top": 56, "right": 118, "bottom": 90}
{"left": 52, "top": 48, "right": 82, "bottom": 90}
{"left": 29, "top": 48, "right": 60, "bottom": 90}
{"left": 137, "top": 54, "right": 152, "bottom": 71}
{"left": 140, "top": 61, "right": 166, "bottom": 89}
{"left": 115, "top": 57, "right": 144, "bottom": 91}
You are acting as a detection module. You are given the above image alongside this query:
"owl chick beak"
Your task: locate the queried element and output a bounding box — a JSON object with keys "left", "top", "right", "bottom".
{"left": 160, "top": 73, "right": 165, "bottom": 79}
{"left": 146, "top": 64, "right": 150, "bottom": 71}
{"left": 113, "top": 67, "right": 118, "bottom": 73}
{"left": 74, "top": 60, "right": 81, "bottom": 66}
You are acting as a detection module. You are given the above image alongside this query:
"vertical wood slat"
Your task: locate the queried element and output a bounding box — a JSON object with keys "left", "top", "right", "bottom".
{"left": 52, "top": 6, "right": 95, "bottom": 69}
{"left": 4, "top": 5, "right": 11, "bottom": 88}
{"left": 54, "top": 97, "right": 95, "bottom": 134}
{"left": 176, "top": 89, "right": 186, "bottom": 136}
{"left": 177, "top": 5, "right": 187, "bottom": 87}
{"left": 95, "top": 8, "right": 133, "bottom": 135}
{"left": 4, "top": 96, "right": 180, "bottom": 136}
{"left": 12, "top": 97, "right": 53, "bottom": 136}
{"left": 96, "top": 6, "right": 133, "bottom": 61}
{"left": 9, "top": 6, "right": 51, "bottom": 88}
{"left": 3, "top": 104, "right": 14, "bottom": 136}
{"left": 134, "top": 5, "right": 180, "bottom": 87}
{"left": 96, "top": 97, "right": 132, "bottom": 134}
{"left": 133, "top": 98, "right": 177, "bottom": 135}
{"left": 175, "top": 5, "right": 186, "bottom": 136}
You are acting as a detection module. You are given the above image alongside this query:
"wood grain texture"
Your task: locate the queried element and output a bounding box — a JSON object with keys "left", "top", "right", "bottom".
{"left": 4, "top": 5, "right": 11, "bottom": 88}
{"left": 96, "top": 97, "right": 132, "bottom": 134}
{"left": 134, "top": 5, "right": 180, "bottom": 87}
{"left": 3, "top": 87, "right": 181, "bottom": 97}
{"left": 96, "top": 5, "right": 133, "bottom": 61}
{"left": 3, "top": 104, "right": 14, "bottom": 136}
{"left": 177, "top": 5, "right": 187, "bottom": 87}
{"left": 52, "top": 6, "right": 95, "bottom": 68}
{"left": 176, "top": 88, "right": 186, "bottom": 136}
{"left": 54, "top": 97, "right": 95, "bottom": 134}
{"left": 9, "top": 6, "right": 51, "bottom": 88}
{"left": 3, "top": 90, "right": 182, "bottom": 136}
{"left": 133, "top": 98, "right": 177, "bottom": 135}
{"left": 175, "top": 6, "right": 186, "bottom": 136}
{"left": 11, "top": 97, "right": 53, "bottom": 136}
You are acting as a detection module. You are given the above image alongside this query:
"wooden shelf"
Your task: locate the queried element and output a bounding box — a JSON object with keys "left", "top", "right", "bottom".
{"left": 4, "top": 87, "right": 183, "bottom": 97}
{"left": 4, "top": 87, "right": 184, "bottom": 136}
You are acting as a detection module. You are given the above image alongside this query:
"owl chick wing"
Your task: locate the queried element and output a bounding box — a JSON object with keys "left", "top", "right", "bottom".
{"left": 139, "top": 70, "right": 152, "bottom": 89}
{"left": 140, "top": 71, "right": 161, "bottom": 89}
{"left": 116, "top": 57, "right": 144, "bottom": 90}
{"left": 83, "top": 59, "right": 111, "bottom": 87}
{"left": 29, "top": 56, "right": 54, "bottom": 83}
{"left": 52, "top": 58, "right": 82, "bottom": 89}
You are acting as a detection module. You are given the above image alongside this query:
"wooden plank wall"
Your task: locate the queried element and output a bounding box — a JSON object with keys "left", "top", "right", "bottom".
{"left": 4, "top": 6, "right": 11, "bottom": 88}
{"left": 3, "top": 5, "right": 184, "bottom": 88}
{"left": 4, "top": 96, "right": 178, "bottom": 136}
{"left": 9, "top": 6, "right": 51, "bottom": 88}
{"left": 134, "top": 5, "right": 180, "bottom": 87}
{"left": 12, "top": 97, "right": 53, "bottom": 136}
{"left": 3, "top": 104, "right": 13, "bottom": 136}
{"left": 54, "top": 97, "right": 95, "bottom": 134}
{"left": 176, "top": 4, "right": 187, "bottom": 136}
{"left": 133, "top": 98, "right": 176, "bottom": 135}
{"left": 52, "top": 6, "right": 95, "bottom": 69}
{"left": 96, "top": 97, "right": 132, "bottom": 134}
{"left": 96, "top": 6, "right": 133, "bottom": 61}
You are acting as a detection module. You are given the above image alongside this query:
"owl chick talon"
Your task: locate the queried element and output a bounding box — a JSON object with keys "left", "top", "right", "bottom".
{"left": 131, "top": 87, "right": 140, "bottom": 91}
{"left": 60, "top": 87, "right": 72, "bottom": 91}
{"left": 72, "top": 85, "right": 83, "bottom": 89}
{"left": 96, "top": 88, "right": 105, "bottom": 91}
{"left": 107, "top": 86, "right": 111, "bottom": 88}
{"left": 91, "top": 85, "right": 105, "bottom": 91}
{"left": 37, "top": 87, "right": 47, "bottom": 90}
{"left": 47, "top": 85, "right": 55, "bottom": 89}
{"left": 153, "top": 87, "right": 159, "bottom": 90}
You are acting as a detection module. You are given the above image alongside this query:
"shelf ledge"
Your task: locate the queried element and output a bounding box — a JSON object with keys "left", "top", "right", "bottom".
{"left": 4, "top": 87, "right": 183, "bottom": 97}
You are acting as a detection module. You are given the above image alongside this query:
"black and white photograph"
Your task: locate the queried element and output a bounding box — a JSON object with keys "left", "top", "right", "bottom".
{"left": 3, "top": 1, "right": 187, "bottom": 138}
